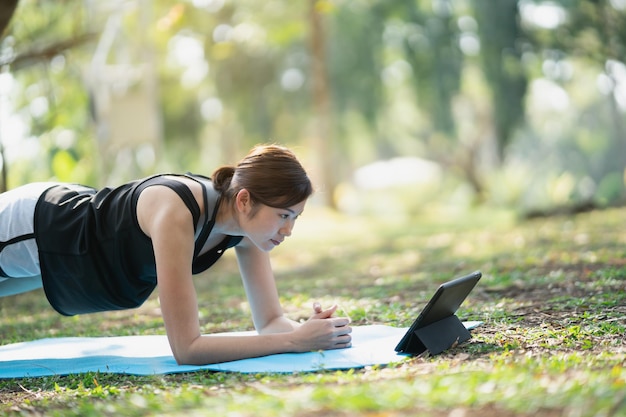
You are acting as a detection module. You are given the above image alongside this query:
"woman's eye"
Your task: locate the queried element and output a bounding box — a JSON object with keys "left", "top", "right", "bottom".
{"left": 280, "top": 214, "right": 290, "bottom": 219}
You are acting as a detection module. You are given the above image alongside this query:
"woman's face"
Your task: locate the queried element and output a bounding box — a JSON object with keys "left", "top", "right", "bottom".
{"left": 240, "top": 199, "right": 307, "bottom": 252}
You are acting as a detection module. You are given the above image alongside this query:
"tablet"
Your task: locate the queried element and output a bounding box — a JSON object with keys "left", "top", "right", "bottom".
{"left": 394, "top": 270, "right": 482, "bottom": 355}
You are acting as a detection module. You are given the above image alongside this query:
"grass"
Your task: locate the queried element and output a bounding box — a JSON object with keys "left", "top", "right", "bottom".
{"left": 1, "top": 205, "right": 625, "bottom": 416}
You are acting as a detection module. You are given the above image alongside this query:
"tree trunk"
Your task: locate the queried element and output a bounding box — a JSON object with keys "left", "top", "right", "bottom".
{"left": 0, "top": 0, "right": 18, "bottom": 37}
{"left": 309, "top": 0, "right": 336, "bottom": 208}
{"left": 0, "top": 0, "right": 19, "bottom": 192}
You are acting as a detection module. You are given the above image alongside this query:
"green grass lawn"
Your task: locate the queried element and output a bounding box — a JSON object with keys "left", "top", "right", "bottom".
{"left": 1, "top": 206, "right": 625, "bottom": 416}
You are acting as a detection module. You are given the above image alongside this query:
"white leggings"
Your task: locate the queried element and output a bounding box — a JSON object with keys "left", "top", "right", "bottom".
{"left": 0, "top": 275, "right": 43, "bottom": 296}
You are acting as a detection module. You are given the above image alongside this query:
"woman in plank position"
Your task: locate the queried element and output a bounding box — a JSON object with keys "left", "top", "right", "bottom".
{"left": 0, "top": 144, "right": 352, "bottom": 365}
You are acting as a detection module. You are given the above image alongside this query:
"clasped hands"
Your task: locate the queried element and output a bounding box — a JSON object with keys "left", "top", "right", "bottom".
{"left": 295, "top": 302, "right": 352, "bottom": 351}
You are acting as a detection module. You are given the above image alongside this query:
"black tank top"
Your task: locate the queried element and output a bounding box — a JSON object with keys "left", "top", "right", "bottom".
{"left": 34, "top": 174, "right": 242, "bottom": 316}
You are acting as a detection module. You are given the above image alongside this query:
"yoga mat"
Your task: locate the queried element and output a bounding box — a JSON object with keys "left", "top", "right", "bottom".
{"left": 0, "top": 323, "right": 482, "bottom": 378}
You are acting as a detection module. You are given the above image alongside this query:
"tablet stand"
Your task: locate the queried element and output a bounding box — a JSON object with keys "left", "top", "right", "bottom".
{"left": 403, "top": 315, "right": 471, "bottom": 355}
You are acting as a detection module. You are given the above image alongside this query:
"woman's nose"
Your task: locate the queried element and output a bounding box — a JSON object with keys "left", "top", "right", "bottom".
{"left": 280, "top": 220, "right": 294, "bottom": 236}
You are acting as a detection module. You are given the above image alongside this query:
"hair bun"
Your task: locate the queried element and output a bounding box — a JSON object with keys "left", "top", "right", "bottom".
{"left": 211, "top": 166, "right": 235, "bottom": 193}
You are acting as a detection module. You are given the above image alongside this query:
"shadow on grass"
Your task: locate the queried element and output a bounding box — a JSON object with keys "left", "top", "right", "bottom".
{"left": 1, "top": 207, "right": 625, "bottom": 417}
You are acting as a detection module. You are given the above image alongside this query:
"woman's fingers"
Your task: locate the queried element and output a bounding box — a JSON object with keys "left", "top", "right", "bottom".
{"left": 312, "top": 302, "right": 322, "bottom": 314}
{"left": 297, "top": 312, "right": 353, "bottom": 351}
{"left": 311, "top": 303, "right": 337, "bottom": 319}
{"left": 331, "top": 332, "right": 352, "bottom": 348}
{"left": 330, "top": 318, "right": 352, "bottom": 348}
{"left": 312, "top": 303, "right": 352, "bottom": 324}
{"left": 331, "top": 317, "right": 351, "bottom": 329}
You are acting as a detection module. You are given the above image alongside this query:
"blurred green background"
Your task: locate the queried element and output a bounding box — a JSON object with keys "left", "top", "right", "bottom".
{"left": 0, "top": 0, "right": 625, "bottom": 216}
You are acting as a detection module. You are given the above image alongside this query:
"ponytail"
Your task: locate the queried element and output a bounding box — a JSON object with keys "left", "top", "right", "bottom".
{"left": 211, "top": 166, "right": 235, "bottom": 194}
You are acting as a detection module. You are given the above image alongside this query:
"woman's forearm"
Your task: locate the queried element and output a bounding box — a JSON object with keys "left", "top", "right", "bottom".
{"left": 172, "top": 314, "right": 352, "bottom": 365}
{"left": 177, "top": 332, "right": 295, "bottom": 365}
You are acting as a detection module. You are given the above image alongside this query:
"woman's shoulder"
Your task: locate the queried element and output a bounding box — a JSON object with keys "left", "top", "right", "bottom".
{"left": 153, "top": 174, "right": 216, "bottom": 193}
{"left": 134, "top": 174, "right": 207, "bottom": 197}
{"left": 135, "top": 174, "right": 219, "bottom": 226}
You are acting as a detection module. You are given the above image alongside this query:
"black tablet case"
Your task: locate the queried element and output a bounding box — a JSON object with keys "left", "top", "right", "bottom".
{"left": 395, "top": 271, "right": 482, "bottom": 355}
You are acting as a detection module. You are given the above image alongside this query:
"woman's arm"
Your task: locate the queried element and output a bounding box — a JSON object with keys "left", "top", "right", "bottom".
{"left": 138, "top": 185, "right": 351, "bottom": 365}
{"left": 234, "top": 240, "right": 300, "bottom": 333}
{"left": 234, "top": 241, "right": 345, "bottom": 333}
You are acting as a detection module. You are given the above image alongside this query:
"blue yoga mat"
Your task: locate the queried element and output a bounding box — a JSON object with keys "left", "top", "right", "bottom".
{"left": 0, "top": 323, "right": 482, "bottom": 378}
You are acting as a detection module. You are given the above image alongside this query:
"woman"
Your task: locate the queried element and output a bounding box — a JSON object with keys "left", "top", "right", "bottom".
{"left": 0, "top": 144, "right": 352, "bottom": 365}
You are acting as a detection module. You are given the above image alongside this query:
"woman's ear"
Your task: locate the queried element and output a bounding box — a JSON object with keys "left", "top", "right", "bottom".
{"left": 235, "top": 189, "right": 251, "bottom": 214}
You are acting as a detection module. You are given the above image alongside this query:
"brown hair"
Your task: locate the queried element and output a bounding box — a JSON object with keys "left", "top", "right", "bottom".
{"left": 212, "top": 144, "right": 313, "bottom": 209}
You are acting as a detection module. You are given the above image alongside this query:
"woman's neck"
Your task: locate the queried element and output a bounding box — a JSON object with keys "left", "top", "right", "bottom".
{"left": 213, "top": 197, "right": 241, "bottom": 235}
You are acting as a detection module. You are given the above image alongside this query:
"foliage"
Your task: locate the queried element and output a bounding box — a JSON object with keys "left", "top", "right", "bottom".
{"left": 1, "top": 206, "right": 625, "bottom": 416}
{"left": 0, "top": 0, "right": 625, "bottom": 208}
{"left": 472, "top": 0, "right": 527, "bottom": 163}
{"left": 401, "top": 0, "right": 463, "bottom": 137}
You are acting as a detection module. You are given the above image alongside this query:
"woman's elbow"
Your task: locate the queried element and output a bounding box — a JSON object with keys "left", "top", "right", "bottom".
{"left": 169, "top": 339, "right": 202, "bottom": 366}
{"left": 173, "top": 351, "right": 189, "bottom": 366}
{"left": 171, "top": 342, "right": 222, "bottom": 366}
{"left": 173, "top": 349, "right": 206, "bottom": 366}
{"left": 171, "top": 346, "right": 189, "bottom": 365}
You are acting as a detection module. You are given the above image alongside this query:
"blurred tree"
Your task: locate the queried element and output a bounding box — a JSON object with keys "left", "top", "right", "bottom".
{"left": 2, "top": 0, "right": 623, "bottom": 210}
{"left": 0, "top": 0, "right": 95, "bottom": 191}
{"left": 328, "top": 2, "right": 386, "bottom": 154}
{"left": 85, "top": 0, "right": 163, "bottom": 184}
{"left": 326, "top": 0, "right": 465, "bottom": 187}
{"left": 401, "top": 0, "right": 462, "bottom": 138}
{"left": 522, "top": 0, "right": 626, "bottom": 207}
{"left": 0, "top": 0, "right": 18, "bottom": 36}
{"left": 0, "top": 0, "right": 18, "bottom": 191}
{"left": 154, "top": 1, "right": 313, "bottom": 168}
{"left": 309, "top": 0, "right": 336, "bottom": 207}
{"left": 472, "top": 0, "right": 527, "bottom": 164}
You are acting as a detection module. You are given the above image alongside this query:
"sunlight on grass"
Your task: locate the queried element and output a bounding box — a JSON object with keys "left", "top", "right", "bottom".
{"left": 2, "top": 206, "right": 625, "bottom": 416}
